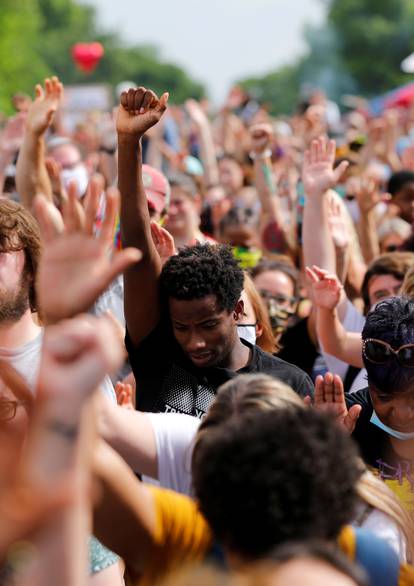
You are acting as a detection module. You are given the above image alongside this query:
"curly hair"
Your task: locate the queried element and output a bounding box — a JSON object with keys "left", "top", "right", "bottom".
{"left": 160, "top": 243, "right": 244, "bottom": 312}
{"left": 0, "top": 199, "right": 42, "bottom": 312}
{"left": 192, "top": 406, "right": 361, "bottom": 559}
{"left": 362, "top": 296, "right": 414, "bottom": 394}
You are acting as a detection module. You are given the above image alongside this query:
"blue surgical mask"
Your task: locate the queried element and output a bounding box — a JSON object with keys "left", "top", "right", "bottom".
{"left": 238, "top": 324, "right": 257, "bottom": 346}
{"left": 370, "top": 410, "right": 414, "bottom": 440}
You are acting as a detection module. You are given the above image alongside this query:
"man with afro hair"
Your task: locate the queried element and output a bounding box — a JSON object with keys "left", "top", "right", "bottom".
{"left": 117, "top": 86, "right": 313, "bottom": 417}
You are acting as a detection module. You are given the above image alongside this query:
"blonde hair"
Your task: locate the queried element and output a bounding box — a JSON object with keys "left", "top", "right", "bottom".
{"left": 401, "top": 265, "right": 414, "bottom": 298}
{"left": 243, "top": 273, "right": 277, "bottom": 354}
{"left": 357, "top": 469, "right": 414, "bottom": 563}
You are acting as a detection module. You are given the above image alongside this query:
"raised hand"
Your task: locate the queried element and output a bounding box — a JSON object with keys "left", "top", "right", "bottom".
{"left": 34, "top": 177, "right": 141, "bottom": 324}
{"left": 313, "top": 372, "right": 361, "bottom": 434}
{"left": 185, "top": 98, "right": 209, "bottom": 128}
{"left": 26, "top": 77, "right": 63, "bottom": 137}
{"left": 0, "top": 112, "right": 27, "bottom": 153}
{"left": 306, "top": 265, "right": 343, "bottom": 310}
{"left": 116, "top": 86, "right": 169, "bottom": 139}
{"left": 37, "top": 314, "right": 125, "bottom": 400}
{"left": 302, "top": 136, "right": 348, "bottom": 197}
{"left": 353, "top": 175, "right": 390, "bottom": 215}
{"left": 150, "top": 221, "right": 177, "bottom": 265}
{"left": 249, "top": 123, "right": 273, "bottom": 155}
{"left": 115, "top": 382, "right": 135, "bottom": 410}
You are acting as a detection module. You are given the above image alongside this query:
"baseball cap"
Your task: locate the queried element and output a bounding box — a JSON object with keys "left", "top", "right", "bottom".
{"left": 142, "top": 164, "right": 170, "bottom": 214}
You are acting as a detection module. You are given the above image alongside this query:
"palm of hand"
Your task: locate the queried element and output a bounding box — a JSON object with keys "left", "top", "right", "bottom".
{"left": 313, "top": 281, "right": 341, "bottom": 309}
{"left": 38, "top": 235, "right": 112, "bottom": 322}
{"left": 28, "top": 98, "right": 58, "bottom": 135}
{"left": 303, "top": 162, "right": 335, "bottom": 195}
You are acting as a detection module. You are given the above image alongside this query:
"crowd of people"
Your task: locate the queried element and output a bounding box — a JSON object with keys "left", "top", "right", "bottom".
{"left": 2, "top": 74, "right": 414, "bottom": 585}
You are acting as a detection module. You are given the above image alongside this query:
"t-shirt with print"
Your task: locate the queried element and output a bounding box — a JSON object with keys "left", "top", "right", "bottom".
{"left": 126, "top": 319, "right": 314, "bottom": 419}
{"left": 347, "top": 388, "right": 414, "bottom": 513}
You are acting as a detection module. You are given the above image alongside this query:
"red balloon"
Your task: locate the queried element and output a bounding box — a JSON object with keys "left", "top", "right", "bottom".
{"left": 71, "top": 42, "right": 104, "bottom": 73}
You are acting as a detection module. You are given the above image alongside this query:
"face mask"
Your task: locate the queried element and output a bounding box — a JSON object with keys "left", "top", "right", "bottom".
{"left": 61, "top": 164, "right": 89, "bottom": 197}
{"left": 266, "top": 300, "right": 294, "bottom": 338}
{"left": 370, "top": 410, "right": 414, "bottom": 440}
{"left": 238, "top": 324, "right": 256, "bottom": 346}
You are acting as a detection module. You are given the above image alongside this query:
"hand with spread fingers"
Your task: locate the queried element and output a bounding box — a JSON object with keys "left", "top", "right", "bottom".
{"left": 34, "top": 176, "right": 141, "bottom": 324}
{"left": 306, "top": 265, "right": 343, "bottom": 310}
{"left": 116, "top": 86, "right": 169, "bottom": 140}
{"left": 302, "top": 136, "right": 349, "bottom": 197}
{"left": 26, "top": 76, "right": 63, "bottom": 137}
{"left": 312, "top": 372, "right": 361, "bottom": 434}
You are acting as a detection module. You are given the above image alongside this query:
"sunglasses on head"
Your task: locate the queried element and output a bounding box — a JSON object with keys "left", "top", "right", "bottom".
{"left": 363, "top": 338, "right": 414, "bottom": 368}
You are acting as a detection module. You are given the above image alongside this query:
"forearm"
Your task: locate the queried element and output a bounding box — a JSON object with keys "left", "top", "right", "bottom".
{"left": 118, "top": 136, "right": 162, "bottom": 344}
{"left": 303, "top": 191, "right": 337, "bottom": 274}
{"left": 357, "top": 211, "right": 380, "bottom": 264}
{"left": 93, "top": 441, "right": 156, "bottom": 576}
{"left": 16, "top": 132, "right": 53, "bottom": 208}
{"left": 21, "top": 398, "right": 93, "bottom": 586}
{"left": 255, "top": 157, "right": 296, "bottom": 255}
{"left": 99, "top": 404, "right": 157, "bottom": 478}
{"left": 317, "top": 307, "right": 363, "bottom": 368}
{"left": 195, "top": 122, "right": 219, "bottom": 187}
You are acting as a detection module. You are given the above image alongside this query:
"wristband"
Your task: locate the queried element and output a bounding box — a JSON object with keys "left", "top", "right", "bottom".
{"left": 249, "top": 149, "right": 272, "bottom": 161}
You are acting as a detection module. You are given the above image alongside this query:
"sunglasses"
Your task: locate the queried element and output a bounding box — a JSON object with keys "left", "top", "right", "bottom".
{"left": 363, "top": 338, "right": 414, "bottom": 368}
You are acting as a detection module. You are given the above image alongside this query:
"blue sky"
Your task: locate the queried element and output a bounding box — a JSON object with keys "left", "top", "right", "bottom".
{"left": 83, "top": 0, "right": 326, "bottom": 102}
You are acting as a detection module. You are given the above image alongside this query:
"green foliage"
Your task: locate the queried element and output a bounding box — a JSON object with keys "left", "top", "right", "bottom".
{"left": 328, "top": 0, "right": 414, "bottom": 94}
{"left": 0, "top": 0, "right": 205, "bottom": 114}
{"left": 238, "top": 0, "right": 414, "bottom": 114}
{"left": 239, "top": 64, "right": 301, "bottom": 116}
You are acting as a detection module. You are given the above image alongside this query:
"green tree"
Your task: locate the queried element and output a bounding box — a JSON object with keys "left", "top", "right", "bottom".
{"left": 328, "top": 0, "right": 414, "bottom": 94}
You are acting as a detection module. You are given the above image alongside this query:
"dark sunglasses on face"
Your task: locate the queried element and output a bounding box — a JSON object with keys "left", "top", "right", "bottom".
{"left": 363, "top": 338, "right": 414, "bottom": 368}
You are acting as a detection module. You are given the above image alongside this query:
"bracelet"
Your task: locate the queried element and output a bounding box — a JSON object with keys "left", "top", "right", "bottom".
{"left": 249, "top": 149, "right": 272, "bottom": 161}
{"left": 46, "top": 419, "right": 79, "bottom": 441}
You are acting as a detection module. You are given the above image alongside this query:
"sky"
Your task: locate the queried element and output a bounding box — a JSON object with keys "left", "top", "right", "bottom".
{"left": 82, "top": 0, "right": 326, "bottom": 102}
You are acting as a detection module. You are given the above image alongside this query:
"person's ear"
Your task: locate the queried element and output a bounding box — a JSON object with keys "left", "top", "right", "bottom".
{"left": 256, "top": 323, "right": 263, "bottom": 338}
{"left": 233, "top": 299, "right": 244, "bottom": 321}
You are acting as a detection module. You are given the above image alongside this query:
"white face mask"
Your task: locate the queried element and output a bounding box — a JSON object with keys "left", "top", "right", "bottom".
{"left": 61, "top": 164, "right": 89, "bottom": 197}
{"left": 370, "top": 410, "right": 414, "bottom": 440}
{"left": 238, "top": 324, "right": 257, "bottom": 346}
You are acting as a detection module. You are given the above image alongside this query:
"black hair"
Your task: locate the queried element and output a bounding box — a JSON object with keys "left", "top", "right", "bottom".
{"left": 362, "top": 296, "right": 414, "bottom": 394}
{"left": 387, "top": 170, "right": 414, "bottom": 196}
{"left": 160, "top": 243, "right": 244, "bottom": 312}
{"left": 268, "top": 541, "right": 368, "bottom": 586}
{"left": 192, "top": 407, "right": 361, "bottom": 559}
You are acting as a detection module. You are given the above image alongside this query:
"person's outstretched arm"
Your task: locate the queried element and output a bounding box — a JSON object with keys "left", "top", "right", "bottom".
{"left": 302, "top": 137, "right": 349, "bottom": 318}
{"left": 116, "top": 87, "right": 169, "bottom": 346}
{"left": 306, "top": 266, "right": 364, "bottom": 368}
{"left": 249, "top": 124, "right": 297, "bottom": 258}
{"left": 16, "top": 77, "right": 63, "bottom": 209}
{"left": 185, "top": 99, "right": 219, "bottom": 188}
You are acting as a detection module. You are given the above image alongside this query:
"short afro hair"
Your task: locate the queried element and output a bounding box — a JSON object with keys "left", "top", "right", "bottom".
{"left": 192, "top": 407, "right": 362, "bottom": 559}
{"left": 387, "top": 170, "right": 414, "bottom": 196}
{"left": 362, "top": 296, "right": 414, "bottom": 394}
{"left": 160, "top": 243, "right": 244, "bottom": 312}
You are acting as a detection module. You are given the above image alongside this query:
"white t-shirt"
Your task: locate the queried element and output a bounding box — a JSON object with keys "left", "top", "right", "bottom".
{"left": 321, "top": 299, "right": 367, "bottom": 393}
{"left": 144, "top": 412, "right": 200, "bottom": 495}
{"left": 355, "top": 506, "right": 407, "bottom": 563}
{"left": 0, "top": 331, "right": 116, "bottom": 402}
